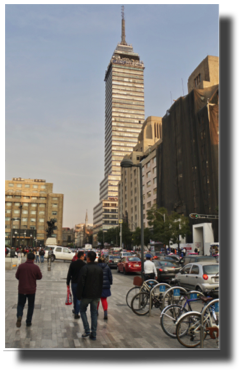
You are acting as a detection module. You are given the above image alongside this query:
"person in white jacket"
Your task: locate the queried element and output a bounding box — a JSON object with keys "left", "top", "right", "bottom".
{"left": 144, "top": 254, "right": 158, "bottom": 281}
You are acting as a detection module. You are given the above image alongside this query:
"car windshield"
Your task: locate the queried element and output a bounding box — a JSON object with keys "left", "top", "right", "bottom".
{"left": 203, "top": 265, "right": 219, "bottom": 274}
{"left": 159, "top": 261, "right": 177, "bottom": 267}
{"left": 128, "top": 257, "right": 141, "bottom": 262}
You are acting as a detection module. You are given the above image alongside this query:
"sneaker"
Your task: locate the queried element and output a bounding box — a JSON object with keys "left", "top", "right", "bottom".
{"left": 89, "top": 334, "right": 96, "bottom": 341}
{"left": 26, "top": 322, "right": 32, "bottom": 327}
{"left": 104, "top": 311, "right": 108, "bottom": 320}
{"left": 16, "top": 316, "right": 22, "bottom": 328}
{"left": 74, "top": 314, "right": 80, "bottom": 319}
{"left": 82, "top": 333, "right": 90, "bottom": 338}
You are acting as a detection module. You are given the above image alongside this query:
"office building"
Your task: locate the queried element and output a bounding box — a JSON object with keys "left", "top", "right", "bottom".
{"left": 118, "top": 116, "right": 162, "bottom": 231}
{"left": 93, "top": 9, "right": 145, "bottom": 245}
{"left": 187, "top": 55, "right": 219, "bottom": 93}
{"left": 5, "top": 178, "right": 63, "bottom": 246}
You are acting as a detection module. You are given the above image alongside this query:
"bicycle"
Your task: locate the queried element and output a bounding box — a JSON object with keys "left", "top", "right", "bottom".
{"left": 130, "top": 283, "right": 171, "bottom": 316}
{"left": 126, "top": 278, "right": 159, "bottom": 308}
{"left": 176, "top": 295, "right": 219, "bottom": 348}
{"left": 160, "top": 290, "right": 205, "bottom": 338}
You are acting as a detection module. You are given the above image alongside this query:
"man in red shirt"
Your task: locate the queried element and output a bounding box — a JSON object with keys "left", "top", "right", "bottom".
{"left": 15, "top": 252, "right": 42, "bottom": 327}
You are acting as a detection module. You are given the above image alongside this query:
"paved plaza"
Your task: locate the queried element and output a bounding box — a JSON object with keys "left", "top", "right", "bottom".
{"left": 5, "top": 258, "right": 218, "bottom": 349}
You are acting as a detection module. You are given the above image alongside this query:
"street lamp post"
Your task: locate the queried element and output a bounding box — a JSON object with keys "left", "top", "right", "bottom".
{"left": 14, "top": 231, "right": 17, "bottom": 248}
{"left": 121, "top": 158, "right": 144, "bottom": 278}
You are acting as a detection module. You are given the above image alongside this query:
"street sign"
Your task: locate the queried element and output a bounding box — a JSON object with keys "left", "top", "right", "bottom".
{"left": 189, "top": 213, "right": 218, "bottom": 219}
{"left": 119, "top": 219, "right": 123, "bottom": 224}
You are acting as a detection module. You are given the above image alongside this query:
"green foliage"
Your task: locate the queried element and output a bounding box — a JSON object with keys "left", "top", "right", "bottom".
{"left": 146, "top": 205, "right": 190, "bottom": 247}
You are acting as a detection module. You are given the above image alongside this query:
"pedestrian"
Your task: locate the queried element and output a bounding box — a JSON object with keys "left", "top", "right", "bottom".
{"left": 97, "top": 255, "right": 113, "bottom": 320}
{"left": 10, "top": 247, "right": 15, "bottom": 258}
{"left": 77, "top": 251, "right": 103, "bottom": 341}
{"left": 39, "top": 247, "right": 45, "bottom": 263}
{"left": 66, "top": 251, "right": 86, "bottom": 319}
{"left": 47, "top": 247, "right": 53, "bottom": 270}
{"left": 17, "top": 249, "right": 22, "bottom": 266}
{"left": 144, "top": 253, "right": 158, "bottom": 281}
{"left": 15, "top": 252, "right": 42, "bottom": 327}
{"left": 35, "top": 246, "right": 40, "bottom": 263}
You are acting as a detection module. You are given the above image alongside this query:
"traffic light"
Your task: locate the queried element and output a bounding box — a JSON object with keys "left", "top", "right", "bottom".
{"left": 189, "top": 213, "right": 199, "bottom": 219}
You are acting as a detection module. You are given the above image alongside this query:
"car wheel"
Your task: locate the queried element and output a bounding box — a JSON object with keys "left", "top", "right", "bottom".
{"left": 51, "top": 254, "right": 55, "bottom": 262}
{"left": 196, "top": 286, "right": 202, "bottom": 293}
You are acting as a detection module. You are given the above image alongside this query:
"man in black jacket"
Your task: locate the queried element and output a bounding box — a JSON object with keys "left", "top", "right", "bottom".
{"left": 67, "top": 251, "right": 85, "bottom": 319}
{"left": 77, "top": 251, "right": 103, "bottom": 340}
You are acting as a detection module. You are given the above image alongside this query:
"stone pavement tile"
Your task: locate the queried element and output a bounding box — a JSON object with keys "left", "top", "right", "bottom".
{"left": 73, "top": 339, "right": 81, "bottom": 348}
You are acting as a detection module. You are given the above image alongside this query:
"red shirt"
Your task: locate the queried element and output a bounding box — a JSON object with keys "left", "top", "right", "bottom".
{"left": 15, "top": 260, "right": 42, "bottom": 294}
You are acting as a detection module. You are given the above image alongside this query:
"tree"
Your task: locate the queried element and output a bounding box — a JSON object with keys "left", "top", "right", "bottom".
{"left": 170, "top": 212, "right": 190, "bottom": 250}
{"left": 146, "top": 205, "right": 190, "bottom": 248}
{"left": 132, "top": 227, "right": 151, "bottom": 248}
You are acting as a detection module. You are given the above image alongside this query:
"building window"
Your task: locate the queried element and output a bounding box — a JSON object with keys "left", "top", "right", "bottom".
{"left": 6, "top": 210, "right": 11, "bottom": 214}
{"left": 146, "top": 171, "right": 151, "bottom": 178}
{"left": 8, "top": 183, "right": 14, "bottom": 187}
{"left": 22, "top": 218, "right": 28, "bottom": 222}
{"left": 25, "top": 185, "right": 30, "bottom": 188}
{"left": 52, "top": 204, "right": 58, "bottom": 207}
{"left": 39, "top": 219, "right": 44, "bottom": 223}
{"left": 153, "top": 188, "right": 157, "bottom": 195}
{"left": 143, "top": 204, "right": 145, "bottom": 210}
{"left": 5, "top": 217, "right": 10, "bottom": 221}
{"left": 23, "top": 203, "right": 29, "bottom": 207}
{"left": 30, "top": 218, "right": 36, "bottom": 222}
{"left": 153, "top": 167, "right": 156, "bottom": 174}
{"left": 146, "top": 162, "right": 150, "bottom": 168}
{"left": 6, "top": 196, "right": 12, "bottom": 198}
{"left": 147, "top": 201, "right": 152, "bottom": 208}
{"left": 52, "top": 197, "right": 58, "bottom": 200}
{"left": 23, "top": 196, "right": 30, "bottom": 199}
{"left": 17, "top": 184, "right": 22, "bottom": 188}
{"left": 31, "top": 204, "right": 37, "bottom": 207}
{"left": 153, "top": 177, "right": 157, "bottom": 185}
{"left": 31, "top": 211, "right": 36, "bottom": 215}
{"left": 22, "top": 210, "right": 28, "bottom": 214}
{"left": 153, "top": 157, "right": 156, "bottom": 164}
{"left": 147, "top": 181, "right": 151, "bottom": 187}
{"left": 14, "top": 210, "right": 20, "bottom": 214}
{"left": 52, "top": 212, "right": 57, "bottom": 215}
{"left": 147, "top": 191, "right": 151, "bottom": 198}
{"left": 135, "top": 197, "right": 137, "bottom": 203}
{"left": 33, "top": 185, "right": 38, "bottom": 189}
{"left": 6, "top": 202, "right": 12, "bottom": 206}
{"left": 32, "top": 197, "right": 37, "bottom": 200}
{"left": 14, "top": 203, "right": 21, "bottom": 206}
{"left": 39, "top": 204, "right": 45, "bottom": 208}
{"left": 41, "top": 186, "right": 46, "bottom": 189}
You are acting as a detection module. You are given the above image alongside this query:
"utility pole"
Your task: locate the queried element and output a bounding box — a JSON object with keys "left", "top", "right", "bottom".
{"left": 119, "top": 219, "right": 123, "bottom": 248}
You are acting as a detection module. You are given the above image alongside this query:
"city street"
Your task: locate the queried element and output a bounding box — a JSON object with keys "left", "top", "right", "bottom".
{"left": 5, "top": 259, "right": 218, "bottom": 349}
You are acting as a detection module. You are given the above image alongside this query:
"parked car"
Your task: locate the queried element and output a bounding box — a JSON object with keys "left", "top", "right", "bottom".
{"left": 120, "top": 251, "right": 132, "bottom": 258}
{"left": 107, "top": 254, "right": 120, "bottom": 268}
{"left": 175, "top": 262, "right": 219, "bottom": 294}
{"left": 179, "top": 255, "right": 217, "bottom": 267}
{"left": 117, "top": 256, "right": 141, "bottom": 275}
{"left": 44, "top": 246, "right": 74, "bottom": 262}
{"left": 153, "top": 260, "right": 181, "bottom": 283}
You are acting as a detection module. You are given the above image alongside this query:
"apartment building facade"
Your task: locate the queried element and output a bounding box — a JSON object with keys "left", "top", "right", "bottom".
{"left": 5, "top": 178, "right": 63, "bottom": 246}
{"left": 118, "top": 116, "right": 162, "bottom": 231}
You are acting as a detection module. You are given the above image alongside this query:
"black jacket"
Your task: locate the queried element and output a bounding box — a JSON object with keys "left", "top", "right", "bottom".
{"left": 77, "top": 262, "right": 103, "bottom": 300}
{"left": 67, "top": 259, "right": 86, "bottom": 285}
{"left": 98, "top": 263, "right": 112, "bottom": 289}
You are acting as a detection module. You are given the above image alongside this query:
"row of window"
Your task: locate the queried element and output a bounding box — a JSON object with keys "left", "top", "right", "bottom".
{"left": 8, "top": 183, "right": 47, "bottom": 189}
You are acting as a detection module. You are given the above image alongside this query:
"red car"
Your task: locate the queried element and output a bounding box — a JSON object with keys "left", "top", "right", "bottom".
{"left": 117, "top": 256, "right": 141, "bottom": 275}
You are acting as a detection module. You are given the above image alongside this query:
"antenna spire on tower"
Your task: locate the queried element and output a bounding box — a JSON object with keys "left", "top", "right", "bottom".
{"left": 121, "top": 6, "right": 127, "bottom": 45}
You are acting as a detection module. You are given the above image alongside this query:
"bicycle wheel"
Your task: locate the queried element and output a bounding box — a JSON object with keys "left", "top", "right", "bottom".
{"left": 131, "top": 292, "right": 150, "bottom": 316}
{"left": 126, "top": 286, "right": 141, "bottom": 308}
{"left": 176, "top": 312, "right": 207, "bottom": 348}
{"left": 160, "top": 305, "right": 188, "bottom": 338}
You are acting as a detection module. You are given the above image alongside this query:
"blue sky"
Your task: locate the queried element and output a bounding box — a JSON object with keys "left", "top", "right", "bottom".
{"left": 5, "top": 4, "right": 219, "bottom": 227}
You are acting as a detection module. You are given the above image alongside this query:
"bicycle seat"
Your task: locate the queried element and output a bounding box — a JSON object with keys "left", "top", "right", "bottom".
{"left": 200, "top": 296, "right": 213, "bottom": 303}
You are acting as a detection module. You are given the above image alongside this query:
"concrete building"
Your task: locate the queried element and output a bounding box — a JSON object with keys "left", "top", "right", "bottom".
{"left": 187, "top": 55, "right": 219, "bottom": 93}
{"left": 62, "top": 228, "right": 75, "bottom": 247}
{"left": 157, "top": 81, "right": 219, "bottom": 241}
{"left": 93, "top": 197, "right": 118, "bottom": 248}
{"left": 118, "top": 116, "right": 162, "bottom": 231}
{"left": 5, "top": 178, "right": 63, "bottom": 246}
{"left": 93, "top": 9, "right": 145, "bottom": 245}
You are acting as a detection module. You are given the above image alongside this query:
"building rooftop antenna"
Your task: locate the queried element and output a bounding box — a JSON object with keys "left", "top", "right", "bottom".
{"left": 121, "top": 5, "right": 127, "bottom": 45}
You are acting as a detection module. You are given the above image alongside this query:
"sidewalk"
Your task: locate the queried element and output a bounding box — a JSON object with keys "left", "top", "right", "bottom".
{"left": 5, "top": 259, "right": 218, "bottom": 349}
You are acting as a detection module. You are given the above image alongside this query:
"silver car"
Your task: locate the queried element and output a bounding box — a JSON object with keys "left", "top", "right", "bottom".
{"left": 175, "top": 261, "right": 219, "bottom": 293}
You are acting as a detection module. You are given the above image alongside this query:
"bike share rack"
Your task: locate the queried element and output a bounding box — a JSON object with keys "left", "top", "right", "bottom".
{"left": 200, "top": 298, "right": 219, "bottom": 348}
{"left": 161, "top": 286, "right": 188, "bottom": 314}
{"left": 149, "top": 283, "right": 171, "bottom": 316}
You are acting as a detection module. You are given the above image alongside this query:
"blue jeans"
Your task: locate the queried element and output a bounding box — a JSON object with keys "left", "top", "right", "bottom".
{"left": 80, "top": 298, "right": 100, "bottom": 338}
{"left": 35, "top": 254, "right": 40, "bottom": 263}
{"left": 17, "top": 293, "right": 35, "bottom": 324}
{"left": 40, "top": 255, "right": 44, "bottom": 263}
{"left": 71, "top": 283, "right": 80, "bottom": 315}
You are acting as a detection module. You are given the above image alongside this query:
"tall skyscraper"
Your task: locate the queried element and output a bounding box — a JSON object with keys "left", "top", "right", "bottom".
{"left": 93, "top": 8, "right": 145, "bottom": 246}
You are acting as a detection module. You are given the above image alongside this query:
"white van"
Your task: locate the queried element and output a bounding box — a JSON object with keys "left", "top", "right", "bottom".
{"left": 44, "top": 246, "right": 74, "bottom": 262}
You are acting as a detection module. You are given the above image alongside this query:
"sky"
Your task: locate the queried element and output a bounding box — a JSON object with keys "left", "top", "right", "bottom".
{"left": 5, "top": 4, "right": 219, "bottom": 228}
